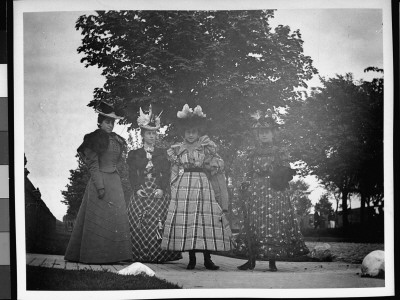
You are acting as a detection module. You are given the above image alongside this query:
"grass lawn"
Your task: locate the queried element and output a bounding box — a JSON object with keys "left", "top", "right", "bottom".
{"left": 27, "top": 266, "right": 181, "bottom": 290}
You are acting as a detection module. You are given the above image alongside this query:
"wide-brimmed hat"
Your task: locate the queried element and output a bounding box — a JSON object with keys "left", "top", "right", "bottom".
{"left": 176, "top": 104, "right": 207, "bottom": 129}
{"left": 137, "top": 104, "right": 162, "bottom": 131}
{"left": 95, "top": 101, "right": 124, "bottom": 119}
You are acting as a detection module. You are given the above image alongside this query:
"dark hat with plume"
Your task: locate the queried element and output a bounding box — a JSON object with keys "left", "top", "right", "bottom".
{"left": 95, "top": 101, "right": 124, "bottom": 119}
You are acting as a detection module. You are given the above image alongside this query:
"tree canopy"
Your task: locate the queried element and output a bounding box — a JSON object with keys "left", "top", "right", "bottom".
{"left": 75, "top": 10, "right": 316, "bottom": 146}
{"left": 283, "top": 70, "right": 383, "bottom": 227}
{"left": 288, "top": 179, "right": 312, "bottom": 218}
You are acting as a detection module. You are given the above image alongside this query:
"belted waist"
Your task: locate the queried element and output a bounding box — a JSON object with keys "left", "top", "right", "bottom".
{"left": 99, "top": 167, "right": 118, "bottom": 173}
{"left": 184, "top": 168, "right": 204, "bottom": 173}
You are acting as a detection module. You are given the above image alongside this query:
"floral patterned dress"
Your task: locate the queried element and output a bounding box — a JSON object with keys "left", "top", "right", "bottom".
{"left": 237, "top": 144, "right": 309, "bottom": 260}
{"left": 161, "top": 136, "right": 232, "bottom": 252}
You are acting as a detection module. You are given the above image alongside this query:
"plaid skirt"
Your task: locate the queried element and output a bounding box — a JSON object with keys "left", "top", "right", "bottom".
{"left": 127, "top": 176, "right": 182, "bottom": 263}
{"left": 161, "top": 171, "right": 232, "bottom": 252}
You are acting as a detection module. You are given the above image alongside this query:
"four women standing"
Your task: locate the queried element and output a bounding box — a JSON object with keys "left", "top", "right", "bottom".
{"left": 66, "top": 101, "right": 308, "bottom": 272}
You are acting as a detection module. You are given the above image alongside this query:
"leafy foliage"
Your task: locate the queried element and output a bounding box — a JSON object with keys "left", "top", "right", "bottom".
{"left": 61, "top": 155, "right": 90, "bottom": 218}
{"left": 75, "top": 10, "right": 317, "bottom": 176}
{"left": 314, "top": 193, "right": 334, "bottom": 216}
{"left": 283, "top": 70, "right": 383, "bottom": 227}
{"left": 288, "top": 179, "right": 312, "bottom": 217}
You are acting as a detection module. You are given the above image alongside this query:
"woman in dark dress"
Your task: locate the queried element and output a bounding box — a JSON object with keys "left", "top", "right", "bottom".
{"left": 64, "top": 101, "right": 131, "bottom": 264}
{"left": 126, "top": 105, "right": 182, "bottom": 263}
{"left": 237, "top": 111, "right": 309, "bottom": 272}
{"left": 161, "top": 104, "right": 232, "bottom": 270}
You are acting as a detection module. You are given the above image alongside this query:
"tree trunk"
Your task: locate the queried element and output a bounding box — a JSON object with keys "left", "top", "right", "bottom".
{"left": 360, "top": 192, "right": 366, "bottom": 225}
{"left": 342, "top": 191, "right": 349, "bottom": 228}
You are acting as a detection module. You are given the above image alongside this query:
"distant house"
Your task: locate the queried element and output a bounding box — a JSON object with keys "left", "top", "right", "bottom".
{"left": 335, "top": 207, "right": 378, "bottom": 227}
{"left": 25, "top": 156, "right": 56, "bottom": 252}
{"left": 301, "top": 206, "right": 379, "bottom": 229}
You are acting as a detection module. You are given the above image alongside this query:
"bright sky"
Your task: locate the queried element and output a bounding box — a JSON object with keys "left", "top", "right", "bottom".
{"left": 22, "top": 8, "right": 384, "bottom": 220}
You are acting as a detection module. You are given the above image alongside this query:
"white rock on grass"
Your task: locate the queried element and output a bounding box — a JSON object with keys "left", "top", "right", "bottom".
{"left": 361, "top": 250, "right": 385, "bottom": 278}
{"left": 117, "top": 262, "right": 155, "bottom": 277}
{"left": 310, "top": 243, "right": 332, "bottom": 261}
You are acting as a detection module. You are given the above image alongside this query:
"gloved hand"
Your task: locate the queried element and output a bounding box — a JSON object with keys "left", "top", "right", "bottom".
{"left": 98, "top": 188, "right": 105, "bottom": 199}
{"left": 154, "top": 189, "right": 164, "bottom": 199}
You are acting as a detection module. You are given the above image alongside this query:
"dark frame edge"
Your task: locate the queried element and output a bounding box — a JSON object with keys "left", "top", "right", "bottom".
{"left": 7, "top": 0, "right": 17, "bottom": 299}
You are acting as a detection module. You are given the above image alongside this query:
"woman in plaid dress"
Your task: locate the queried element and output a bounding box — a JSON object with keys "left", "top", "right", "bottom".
{"left": 237, "top": 111, "right": 309, "bottom": 272}
{"left": 161, "top": 104, "right": 232, "bottom": 270}
{"left": 126, "top": 105, "right": 182, "bottom": 263}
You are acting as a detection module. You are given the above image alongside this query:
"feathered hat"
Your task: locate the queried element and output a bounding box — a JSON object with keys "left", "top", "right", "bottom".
{"left": 176, "top": 104, "right": 207, "bottom": 128}
{"left": 137, "top": 104, "right": 162, "bottom": 131}
{"left": 95, "top": 100, "right": 124, "bottom": 119}
{"left": 251, "top": 109, "right": 279, "bottom": 130}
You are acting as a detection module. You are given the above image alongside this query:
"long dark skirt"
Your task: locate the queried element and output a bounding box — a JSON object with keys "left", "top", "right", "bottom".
{"left": 64, "top": 172, "right": 131, "bottom": 264}
{"left": 127, "top": 176, "right": 182, "bottom": 263}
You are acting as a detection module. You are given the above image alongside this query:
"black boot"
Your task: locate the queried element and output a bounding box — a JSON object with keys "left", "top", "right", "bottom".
{"left": 203, "top": 251, "right": 219, "bottom": 270}
{"left": 269, "top": 259, "right": 277, "bottom": 272}
{"left": 187, "top": 250, "right": 196, "bottom": 270}
{"left": 237, "top": 253, "right": 256, "bottom": 270}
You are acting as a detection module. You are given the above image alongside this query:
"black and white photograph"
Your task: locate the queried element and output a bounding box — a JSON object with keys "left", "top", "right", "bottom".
{"left": 14, "top": 0, "right": 394, "bottom": 299}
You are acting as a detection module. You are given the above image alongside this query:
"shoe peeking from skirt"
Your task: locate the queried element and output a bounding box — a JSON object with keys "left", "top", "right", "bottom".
{"left": 187, "top": 250, "right": 196, "bottom": 270}
{"left": 269, "top": 260, "right": 278, "bottom": 272}
{"left": 203, "top": 251, "right": 219, "bottom": 270}
{"left": 237, "top": 257, "right": 256, "bottom": 270}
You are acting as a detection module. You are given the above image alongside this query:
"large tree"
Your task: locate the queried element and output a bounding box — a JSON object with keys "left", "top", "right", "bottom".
{"left": 283, "top": 70, "right": 383, "bottom": 228}
{"left": 75, "top": 10, "right": 317, "bottom": 175}
{"left": 314, "top": 193, "right": 334, "bottom": 217}
{"left": 288, "top": 179, "right": 312, "bottom": 218}
{"left": 61, "top": 155, "right": 90, "bottom": 218}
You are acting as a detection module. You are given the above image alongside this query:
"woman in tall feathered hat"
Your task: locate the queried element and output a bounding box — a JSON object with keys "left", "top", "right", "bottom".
{"left": 160, "top": 104, "right": 232, "bottom": 270}
{"left": 236, "top": 109, "right": 308, "bottom": 272}
{"left": 65, "top": 101, "right": 132, "bottom": 264}
{"left": 126, "top": 104, "right": 182, "bottom": 263}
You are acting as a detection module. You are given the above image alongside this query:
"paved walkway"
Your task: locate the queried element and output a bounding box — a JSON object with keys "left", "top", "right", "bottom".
{"left": 26, "top": 253, "right": 385, "bottom": 289}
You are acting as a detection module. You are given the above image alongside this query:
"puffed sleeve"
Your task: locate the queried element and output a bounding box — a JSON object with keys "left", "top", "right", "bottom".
{"left": 201, "top": 137, "right": 229, "bottom": 211}
{"left": 201, "top": 136, "right": 224, "bottom": 175}
{"left": 81, "top": 147, "right": 104, "bottom": 191}
{"left": 158, "top": 149, "right": 171, "bottom": 192}
{"left": 167, "top": 146, "right": 181, "bottom": 188}
{"left": 280, "top": 149, "right": 291, "bottom": 167}
{"left": 127, "top": 150, "right": 141, "bottom": 192}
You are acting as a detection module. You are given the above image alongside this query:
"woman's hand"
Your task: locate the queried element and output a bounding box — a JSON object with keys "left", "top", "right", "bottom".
{"left": 98, "top": 188, "right": 105, "bottom": 199}
{"left": 154, "top": 189, "right": 164, "bottom": 199}
{"left": 137, "top": 189, "right": 146, "bottom": 198}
